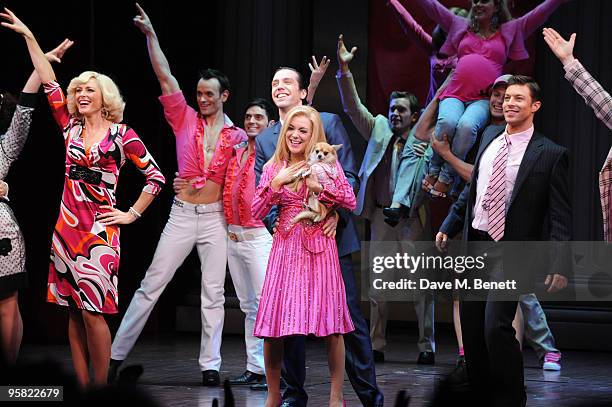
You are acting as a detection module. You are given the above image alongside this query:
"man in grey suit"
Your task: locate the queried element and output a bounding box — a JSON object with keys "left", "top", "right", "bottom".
{"left": 335, "top": 35, "right": 436, "bottom": 365}
{"left": 254, "top": 67, "right": 383, "bottom": 407}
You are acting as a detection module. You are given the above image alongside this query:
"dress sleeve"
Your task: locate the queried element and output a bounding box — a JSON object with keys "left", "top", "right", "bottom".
{"left": 411, "top": 0, "right": 459, "bottom": 33}
{"left": 122, "top": 128, "right": 166, "bottom": 195}
{"left": 517, "top": 0, "right": 569, "bottom": 38}
{"left": 0, "top": 100, "right": 34, "bottom": 180}
{"left": 43, "top": 81, "right": 71, "bottom": 133}
{"left": 252, "top": 162, "right": 283, "bottom": 220}
{"left": 317, "top": 161, "right": 357, "bottom": 211}
{"left": 387, "top": 0, "right": 433, "bottom": 54}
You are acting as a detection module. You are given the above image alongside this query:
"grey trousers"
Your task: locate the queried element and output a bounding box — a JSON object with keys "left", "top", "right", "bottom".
{"left": 519, "top": 293, "right": 559, "bottom": 359}
{"left": 368, "top": 207, "right": 435, "bottom": 353}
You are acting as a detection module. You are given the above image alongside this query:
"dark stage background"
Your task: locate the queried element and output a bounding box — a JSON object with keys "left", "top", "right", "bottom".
{"left": 1, "top": 0, "right": 611, "bottom": 345}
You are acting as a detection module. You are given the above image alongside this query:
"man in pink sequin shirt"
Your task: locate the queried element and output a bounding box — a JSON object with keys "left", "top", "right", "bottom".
{"left": 109, "top": 4, "right": 245, "bottom": 387}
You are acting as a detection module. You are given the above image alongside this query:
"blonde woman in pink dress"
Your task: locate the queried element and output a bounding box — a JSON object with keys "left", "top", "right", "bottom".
{"left": 252, "top": 105, "right": 355, "bottom": 407}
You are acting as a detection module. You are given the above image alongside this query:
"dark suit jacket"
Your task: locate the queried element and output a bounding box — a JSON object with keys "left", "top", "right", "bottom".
{"left": 440, "top": 127, "right": 572, "bottom": 292}
{"left": 254, "top": 112, "right": 361, "bottom": 257}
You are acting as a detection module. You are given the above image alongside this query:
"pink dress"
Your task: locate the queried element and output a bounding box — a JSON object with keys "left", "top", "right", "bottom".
{"left": 252, "top": 161, "right": 356, "bottom": 338}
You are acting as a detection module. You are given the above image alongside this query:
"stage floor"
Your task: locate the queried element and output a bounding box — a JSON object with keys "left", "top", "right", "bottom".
{"left": 19, "top": 331, "right": 612, "bottom": 406}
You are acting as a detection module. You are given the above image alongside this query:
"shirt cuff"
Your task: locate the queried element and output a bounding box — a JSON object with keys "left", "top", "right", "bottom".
{"left": 563, "top": 58, "right": 580, "bottom": 73}
{"left": 335, "top": 69, "right": 352, "bottom": 79}
{"left": 19, "top": 92, "right": 38, "bottom": 108}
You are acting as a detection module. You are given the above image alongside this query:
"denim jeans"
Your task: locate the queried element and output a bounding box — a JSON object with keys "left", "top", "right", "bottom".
{"left": 429, "top": 97, "right": 490, "bottom": 185}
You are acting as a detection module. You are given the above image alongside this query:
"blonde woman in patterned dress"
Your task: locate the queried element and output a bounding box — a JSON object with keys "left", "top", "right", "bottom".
{"left": 2, "top": 9, "right": 166, "bottom": 386}
{"left": 0, "top": 39, "right": 72, "bottom": 366}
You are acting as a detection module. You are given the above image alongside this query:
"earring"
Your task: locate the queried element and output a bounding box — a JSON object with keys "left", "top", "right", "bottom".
{"left": 101, "top": 107, "right": 109, "bottom": 119}
{"left": 492, "top": 14, "right": 499, "bottom": 28}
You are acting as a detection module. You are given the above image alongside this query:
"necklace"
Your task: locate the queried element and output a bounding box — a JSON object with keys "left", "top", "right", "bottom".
{"left": 203, "top": 122, "right": 219, "bottom": 164}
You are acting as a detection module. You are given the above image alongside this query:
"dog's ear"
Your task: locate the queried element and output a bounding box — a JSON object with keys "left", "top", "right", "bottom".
{"left": 332, "top": 144, "right": 343, "bottom": 151}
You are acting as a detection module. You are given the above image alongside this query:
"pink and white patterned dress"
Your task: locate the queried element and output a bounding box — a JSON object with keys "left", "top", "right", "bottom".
{"left": 44, "top": 81, "right": 165, "bottom": 314}
{"left": 252, "top": 161, "right": 355, "bottom": 337}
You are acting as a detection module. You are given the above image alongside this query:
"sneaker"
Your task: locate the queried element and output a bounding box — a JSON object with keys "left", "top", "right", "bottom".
{"left": 542, "top": 352, "right": 561, "bottom": 371}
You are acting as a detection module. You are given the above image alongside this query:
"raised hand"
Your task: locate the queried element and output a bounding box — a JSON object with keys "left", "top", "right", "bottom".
{"left": 45, "top": 38, "right": 74, "bottom": 63}
{"left": 133, "top": 3, "right": 155, "bottom": 36}
{"left": 309, "top": 56, "right": 330, "bottom": 88}
{"left": 0, "top": 7, "right": 33, "bottom": 38}
{"left": 337, "top": 34, "right": 357, "bottom": 73}
{"left": 306, "top": 55, "right": 330, "bottom": 105}
{"left": 543, "top": 27, "right": 576, "bottom": 66}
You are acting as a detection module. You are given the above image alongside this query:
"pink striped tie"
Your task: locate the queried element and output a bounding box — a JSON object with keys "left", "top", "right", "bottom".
{"left": 483, "top": 136, "right": 509, "bottom": 241}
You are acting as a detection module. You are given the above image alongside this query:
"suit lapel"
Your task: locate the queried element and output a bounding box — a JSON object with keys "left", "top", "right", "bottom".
{"left": 508, "top": 132, "right": 544, "bottom": 208}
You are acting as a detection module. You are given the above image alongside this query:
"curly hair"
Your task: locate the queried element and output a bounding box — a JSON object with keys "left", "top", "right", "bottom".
{"left": 66, "top": 71, "right": 125, "bottom": 122}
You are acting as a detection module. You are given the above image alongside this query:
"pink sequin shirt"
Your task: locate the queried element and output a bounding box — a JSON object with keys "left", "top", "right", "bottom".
{"left": 158, "top": 91, "right": 246, "bottom": 188}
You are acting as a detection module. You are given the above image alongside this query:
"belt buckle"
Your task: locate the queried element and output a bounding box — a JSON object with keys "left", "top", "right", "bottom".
{"left": 228, "top": 232, "right": 239, "bottom": 242}
{"left": 195, "top": 204, "right": 208, "bottom": 215}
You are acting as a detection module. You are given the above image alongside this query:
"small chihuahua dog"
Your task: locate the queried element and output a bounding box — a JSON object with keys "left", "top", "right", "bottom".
{"left": 291, "top": 142, "right": 342, "bottom": 224}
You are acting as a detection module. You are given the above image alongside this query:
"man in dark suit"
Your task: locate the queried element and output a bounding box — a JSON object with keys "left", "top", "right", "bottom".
{"left": 254, "top": 67, "right": 383, "bottom": 407}
{"left": 436, "top": 76, "right": 571, "bottom": 407}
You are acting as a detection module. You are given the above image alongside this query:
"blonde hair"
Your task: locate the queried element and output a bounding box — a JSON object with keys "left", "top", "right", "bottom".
{"left": 66, "top": 71, "right": 125, "bottom": 122}
{"left": 269, "top": 105, "right": 327, "bottom": 166}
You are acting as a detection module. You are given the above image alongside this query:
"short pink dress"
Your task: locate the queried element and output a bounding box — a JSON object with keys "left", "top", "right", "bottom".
{"left": 252, "top": 161, "right": 355, "bottom": 338}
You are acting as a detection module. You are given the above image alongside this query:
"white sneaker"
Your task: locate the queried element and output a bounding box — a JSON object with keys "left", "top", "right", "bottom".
{"left": 542, "top": 352, "right": 561, "bottom": 371}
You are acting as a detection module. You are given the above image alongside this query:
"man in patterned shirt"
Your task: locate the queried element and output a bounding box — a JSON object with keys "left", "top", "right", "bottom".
{"left": 543, "top": 27, "right": 612, "bottom": 241}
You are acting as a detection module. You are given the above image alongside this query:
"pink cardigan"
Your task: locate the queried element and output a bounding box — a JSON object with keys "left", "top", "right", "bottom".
{"left": 412, "top": 0, "right": 571, "bottom": 61}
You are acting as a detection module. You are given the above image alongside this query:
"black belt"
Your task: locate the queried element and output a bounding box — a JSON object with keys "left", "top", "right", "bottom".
{"left": 68, "top": 165, "right": 102, "bottom": 185}
{"left": 470, "top": 228, "right": 494, "bottom": 241}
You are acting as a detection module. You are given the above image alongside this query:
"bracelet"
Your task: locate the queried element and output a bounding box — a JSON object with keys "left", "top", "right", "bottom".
{"left": 128, "top": 206, "right": 142, "bottom": 219}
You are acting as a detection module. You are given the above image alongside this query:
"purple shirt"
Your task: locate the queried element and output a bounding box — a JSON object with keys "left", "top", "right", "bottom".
{"left": 472, "top": 125, "right": 534, "bottom": 231}
{"left": 440, "top": 31, "right": 506, "bottom": 102}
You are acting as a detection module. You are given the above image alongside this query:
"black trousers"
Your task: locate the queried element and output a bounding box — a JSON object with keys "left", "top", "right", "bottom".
{"left": 461, "top": 228, "right": 526, "bottom": 407}
{"left": 281, "top": 254, "right": 383, "bottom": 407}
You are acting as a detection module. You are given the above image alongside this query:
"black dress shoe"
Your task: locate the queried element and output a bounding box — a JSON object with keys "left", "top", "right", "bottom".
{"left": 446, "top": 362, "right": 470, "bottom": 392}
{"left": 228, "top": 370, "right": 265, "bottom": 385}
{"left": 250, "top": 377, "right": 287, "bottom": 391}
{"left": 202, "top": 369, "right": 220, "bottom": 386}
{"left": 373, "top": 350, "right": 385, "bottom": 363}
{"left": 108, "top": 358, "right": 123, "bottom": 383}
{"left": 417, "top": 351, "right": 435, "bottom": 365}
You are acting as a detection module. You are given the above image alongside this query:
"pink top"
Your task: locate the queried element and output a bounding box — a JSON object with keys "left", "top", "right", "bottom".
{"left": 222, "top": 141, "right": 264, "bottom": 228}
{"left": 472, "top": 125, "right": 534, "bottom": 231}
{"left": 413, "top": 0, "right": 570, "bottom": 62}
{"left": 440, "top": 31, "right": 506, "bottom": 102}
{"left": 158, "top": 91, "right": 246, "bottom": 188}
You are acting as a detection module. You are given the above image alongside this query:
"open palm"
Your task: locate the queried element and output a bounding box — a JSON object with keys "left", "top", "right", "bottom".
{"left": 543, "top": 28, "right": 576, "bottom": 65}
{"left": 337, "top": 34, "right": 357, "bottom": 68}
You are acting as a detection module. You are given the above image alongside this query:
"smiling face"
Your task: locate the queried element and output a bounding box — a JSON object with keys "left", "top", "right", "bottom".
{"left": 271, "top": 69, "right": 307, "bottom": 111}
{"left": 75, "top": 78, "right": 104, "bottom": 117}
{"left": 503, "top": 84, "right": 541, "bottom": 128}
{"left": 388, "top": 97, "right": 415, "bottom": 135}
{"left": 285, "top": 114, "right": 313, "bottom": 159}
{"left": 471, "top": 0, "right": 496, "bottom": 24}
{"left": 196, "top": 78, "right": 228, "bottom": 117}
{"left": 489, "top": 84, "right": 507, "bottom": 123}
{"left": 243, "top": 105, "right": 270, "bottom": 138}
